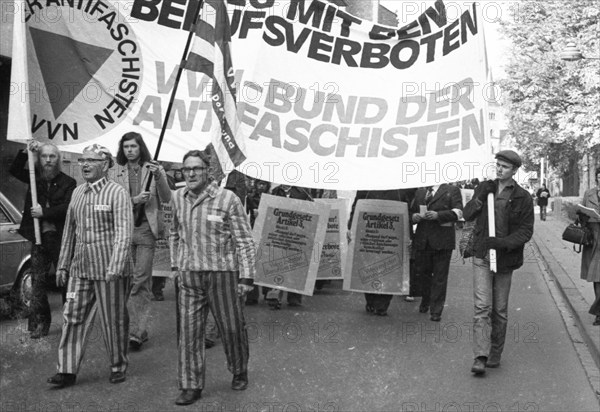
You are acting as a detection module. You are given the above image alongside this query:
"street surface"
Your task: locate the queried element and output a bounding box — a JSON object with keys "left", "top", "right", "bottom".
{"left": 1, "top": 238, "right": 599, "bottom": 412}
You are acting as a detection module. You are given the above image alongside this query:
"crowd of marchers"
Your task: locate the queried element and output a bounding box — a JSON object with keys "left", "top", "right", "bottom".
{"left": 9, "top": 135, "right": 600, "bottom": 405}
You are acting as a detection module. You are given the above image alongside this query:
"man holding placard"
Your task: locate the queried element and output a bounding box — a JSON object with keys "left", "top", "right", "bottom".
{"left": 463, "top": 150, "right": 534, "bottom": 375}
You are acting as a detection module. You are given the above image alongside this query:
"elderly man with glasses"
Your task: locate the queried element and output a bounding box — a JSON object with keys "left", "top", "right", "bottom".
{"left": 47, "top": 144, "right": 133, "bottom": 388}
{"left": 169, "top": 149, "right": 256, "bottom": 405}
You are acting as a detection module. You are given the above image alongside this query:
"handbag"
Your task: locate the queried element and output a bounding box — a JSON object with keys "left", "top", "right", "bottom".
{"left": 562, "top": 219, "right": 593, "bottom": 253}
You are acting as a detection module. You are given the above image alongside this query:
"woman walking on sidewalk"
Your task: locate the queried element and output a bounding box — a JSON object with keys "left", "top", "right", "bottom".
{"left": 580, "top": 170, "right": 600, "bottom": 326}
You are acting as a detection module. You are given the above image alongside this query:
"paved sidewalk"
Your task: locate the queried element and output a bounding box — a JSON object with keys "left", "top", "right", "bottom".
{"left": 532, "top": 209, "right": 600, "bottom": 370}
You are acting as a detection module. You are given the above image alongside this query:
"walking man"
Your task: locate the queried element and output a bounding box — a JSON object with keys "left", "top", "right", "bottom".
{"left": 463, "top": 150, "right": 534, "bottom": 375}
{"left": 9, "top": 141, "right": 76, "bottom": 339}
{"left": 536, "top": 184, "right": 550, "bottom": 221}
{"left": 112, "top": 132, "right": 171, "bottom": 351}
{"left": 411, "top": 183, "right": 463, "bottom": 322}
{"left": 170, "top": 150, "right": 256, "bottom": 405}
{"left": 47, "top": 144, "right": 133, "bottom": 388}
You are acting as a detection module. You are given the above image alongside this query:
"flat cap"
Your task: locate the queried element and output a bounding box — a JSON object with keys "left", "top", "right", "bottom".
{"left": 495, "top": 150, "right": 522, "bottom": 168}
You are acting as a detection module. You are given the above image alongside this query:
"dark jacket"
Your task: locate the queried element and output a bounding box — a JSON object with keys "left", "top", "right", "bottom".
{"left": 463, "top": 179, "right": 534, "bottom": 272}
{"left": 9, "top": 150, "right": 77, "bottom": 243}
{"left": 536, "top": 188, "right": 550, "bottom": 207}
{"left": 411, "top": 184, "right": 463, "bottom": 250}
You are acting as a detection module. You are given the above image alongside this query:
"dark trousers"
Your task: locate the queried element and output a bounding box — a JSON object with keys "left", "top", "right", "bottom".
{"left": 152, "top": 277, "right": 166, "bottom": 295}
{"left": 364, "top": 293, "right": 393, "bottom": 312}
{"left": 414, "top": 248, "right": 453, "bottom": 316}
{"left": 589, "top": 282, "right": 600, "bottom": 316}
{"left": 29, "top": 231, "right": 65, "bottom": 330}
{"left": 245, "top": 285, "right": 260, "bottom": 303}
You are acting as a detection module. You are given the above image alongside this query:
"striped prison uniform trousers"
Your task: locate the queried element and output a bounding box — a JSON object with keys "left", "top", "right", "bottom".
{"left": 178, "top": 271, "right": 249, "bottom": 390}
{"left": 57, "top": 276, "right": 130, "bottom": 374}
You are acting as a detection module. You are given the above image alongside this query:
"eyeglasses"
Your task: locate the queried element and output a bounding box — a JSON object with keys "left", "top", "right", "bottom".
{"left": 181, "top": 167, "right": 208, "bottom": 175}
{"left": 77, "top": 158, "right": 106, "bottom": 165}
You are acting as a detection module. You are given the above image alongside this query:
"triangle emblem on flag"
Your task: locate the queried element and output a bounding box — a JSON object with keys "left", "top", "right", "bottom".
{"left": 29, "top": 27, "right": 114, "bottom": 119}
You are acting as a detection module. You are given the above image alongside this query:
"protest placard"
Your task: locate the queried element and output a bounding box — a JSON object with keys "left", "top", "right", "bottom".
{"left": 314, "top": 199, "right": 349, "bottom": 280}
{"left": 344, "top": 199, "right": 410, "bottom": 295}
{"left": 252, "top": 194, "right": 330, "bottom": 295}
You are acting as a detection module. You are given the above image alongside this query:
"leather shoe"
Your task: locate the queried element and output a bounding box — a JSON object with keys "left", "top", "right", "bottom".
{"left": 486, "top": 354, "right": 501, "bottom": 368}
{"left": 593, "top": 316, "right": 600, "bottom": 326}
{"left": 430, "top": 315, "right": 441, "bottom": 322}
{"left": 231, "top": 372, "right": 248, "bottom": 390}
{"left": 374, "top": 309, "right": 388, "bottom": 316}
{"left": 419, "top": 305, "right": 429, "bottom": 313}
{"left": 129, "top": 339, "right": 142, "bottom": 352}
{"left": 109, "top": 371, "right": 126, "bottom": 384}
{"left": 47, "top": 373, "right": 76, "bottom": 388}
{"left": 471, "top": 357, "right": 487, "bottom": 375}
{"left": 205, "top": 339, "right": 215, "bottom": 349}
{"left": 486, "top": 359, "right": 500, "bottom": 368}
{"left": 175, "top": 389, "right": 202, "bottom": 405}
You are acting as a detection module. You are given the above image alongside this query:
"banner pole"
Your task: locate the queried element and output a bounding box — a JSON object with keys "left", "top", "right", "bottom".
{"left": 153, "top": 0, "right": 205, "bottom": 162}
{"left": 487, "top": 192, "right": 496, "bottom": 273}
{"left": 134, "top": 0, "right": 205, "bottom": 226}
{"left": 27, "top": 143, "right": 42, "bottom": 245}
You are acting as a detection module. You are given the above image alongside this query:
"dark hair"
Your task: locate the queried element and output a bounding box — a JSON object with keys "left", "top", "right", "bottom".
{"left": 182, "top": 150, "right": 210, "bottom": 165}
{"left": 255, "top": 179, "right": 271, "bottom": 192}
{"left": 116, "top": 132, "right": 152, "bottom": 166}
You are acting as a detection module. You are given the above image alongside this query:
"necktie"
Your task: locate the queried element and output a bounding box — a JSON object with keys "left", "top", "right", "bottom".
{"left": 425, "top": 188, "right": 433, "bottom": 204}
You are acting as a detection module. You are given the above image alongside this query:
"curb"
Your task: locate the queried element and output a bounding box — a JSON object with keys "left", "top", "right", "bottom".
{"left": 532, "top": 234, "right": 600, "bottom": 371}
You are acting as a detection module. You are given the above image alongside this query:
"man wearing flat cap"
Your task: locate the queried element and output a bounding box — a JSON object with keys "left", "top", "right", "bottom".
{"left": 48, "top": 144, "right": 134, "bottom": 388}
{"left": 463, "top": 149, "right": 534, "bottom": 375}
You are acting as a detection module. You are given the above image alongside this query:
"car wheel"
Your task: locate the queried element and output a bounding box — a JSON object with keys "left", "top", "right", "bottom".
{"left": 9, "top": 265, "right": 33, "bottom": 318}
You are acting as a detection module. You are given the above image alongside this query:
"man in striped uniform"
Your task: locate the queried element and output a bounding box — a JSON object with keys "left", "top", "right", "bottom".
{"left": 170, "top": 150, "right": 256, "bottom": 406}
{"left": 47, "top": 144, "right": 133, "bottom": 388}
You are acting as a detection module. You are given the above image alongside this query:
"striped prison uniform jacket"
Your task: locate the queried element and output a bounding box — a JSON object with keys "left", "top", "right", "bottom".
{"left": 57, "top": 176, "right": 133, "bottom": 279}
{"left": 56, "top": 176, "right": 133, "bottom": 374}
{"left": 169, "top": 181, "right": 256, "bottom": 283}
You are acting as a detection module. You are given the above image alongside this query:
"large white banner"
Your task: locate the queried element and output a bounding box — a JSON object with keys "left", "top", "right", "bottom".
{"left": 8, "top": 0, "right": 493, "bottom": 189}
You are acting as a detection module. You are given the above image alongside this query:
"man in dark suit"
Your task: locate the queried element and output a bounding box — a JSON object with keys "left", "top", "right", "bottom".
{"left": 411, "top": 184, "right": 463, "bottom": 321}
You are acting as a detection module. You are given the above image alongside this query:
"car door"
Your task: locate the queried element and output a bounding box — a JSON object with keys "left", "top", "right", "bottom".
{"left": 0, "top": 194, "right": 30, "bottom": 291}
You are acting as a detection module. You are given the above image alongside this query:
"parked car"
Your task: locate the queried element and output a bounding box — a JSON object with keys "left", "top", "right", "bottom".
{"left": 0, "top": 191, "right": 32, "bottom": 312}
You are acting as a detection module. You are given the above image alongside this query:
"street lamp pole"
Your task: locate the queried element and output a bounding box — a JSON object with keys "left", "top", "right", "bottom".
{"left": 540, "top": 157, "right": 545, "bottom": 187}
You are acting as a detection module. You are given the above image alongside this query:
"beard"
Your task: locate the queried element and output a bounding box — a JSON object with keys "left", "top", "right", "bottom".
{"left": 40, "top": 164, "right": 60, "bottom": 181}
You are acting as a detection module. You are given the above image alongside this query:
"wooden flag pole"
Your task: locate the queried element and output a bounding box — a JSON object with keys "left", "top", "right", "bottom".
{"left": 27, "top": 143, "right": 42, "bottom": 245}
{"left": 487, "top": 192, "right": 497, "bottom": 273}
{"left": 134, "top": 0, "right": 205, "bottom": 227}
